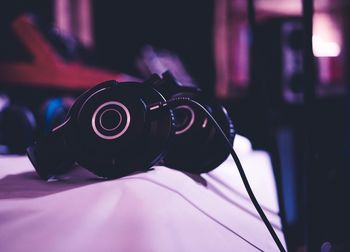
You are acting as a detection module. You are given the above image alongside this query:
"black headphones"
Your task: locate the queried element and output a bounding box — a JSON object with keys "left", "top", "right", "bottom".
{"left": 26, "top": 73, "right": 286, "bottom": 251}
{"left": 27, "top": 72, "right": 234, "bottom": 179}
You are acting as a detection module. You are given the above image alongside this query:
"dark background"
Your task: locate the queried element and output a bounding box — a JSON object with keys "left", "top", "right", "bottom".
{"left": 0, "top": 0, "right": 215, "bottom": 94}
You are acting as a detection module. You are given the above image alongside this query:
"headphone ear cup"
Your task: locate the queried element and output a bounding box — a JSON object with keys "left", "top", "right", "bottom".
{"left": 0, "top": 104, "right": 37, "bottom": 154}
{"left": 26, "top": 122, "right": 75, "bottom": 179}
{"left": 161, "top": 93, "right": 235, "bottom": 174}
{"left": 149, "top": 71, "right": 235, "bottom": 173}
{"left": 62, "top": 81, "right": 174, "bottom": 179}
{"left": 27, "top": 80, "right": 175, "bottom": 180}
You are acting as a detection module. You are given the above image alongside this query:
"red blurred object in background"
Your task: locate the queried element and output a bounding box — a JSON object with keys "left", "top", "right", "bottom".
{"left": 0, "top": 15, "right": 129, "bottom": 90}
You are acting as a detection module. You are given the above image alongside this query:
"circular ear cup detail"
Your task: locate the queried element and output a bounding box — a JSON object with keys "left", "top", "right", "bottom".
{"left": 173, "top": 105, "right": 195, "bottom": 135}
{"left": 99, "top": 109, "right": 122, "bottom": 131}
{"left": 91, "top": 101, "right": 131, "bottom": 140}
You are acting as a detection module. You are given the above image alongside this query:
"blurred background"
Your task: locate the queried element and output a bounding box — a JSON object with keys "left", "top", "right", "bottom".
{"left": 0, "top": 0, "right": 349, "bottom": 251}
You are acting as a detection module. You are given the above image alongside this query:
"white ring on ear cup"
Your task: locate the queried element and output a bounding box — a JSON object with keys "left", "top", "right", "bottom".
{"left": 92, "top": 101, "right": 131, "bottom": 140}
{"left": 174, "top": 105, "right": 195, "bottom": 135}
{"left": 99, "top": 108, "right": 123, "bottom": 131}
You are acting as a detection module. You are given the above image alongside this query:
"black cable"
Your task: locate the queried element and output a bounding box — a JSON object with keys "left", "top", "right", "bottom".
{"left": 148, "top": 97, "right": 286, "bottom": 252}
{"left": 302, "top": 0, "right": 317, "bottom": 251}
{"left": 247, "top": 0, "right": 289, "bottom": 248}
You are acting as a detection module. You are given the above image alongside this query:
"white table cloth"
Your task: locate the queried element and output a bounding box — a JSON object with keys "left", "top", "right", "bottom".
{"left": 0, "top": 135, "right": 286, "bottom": 251}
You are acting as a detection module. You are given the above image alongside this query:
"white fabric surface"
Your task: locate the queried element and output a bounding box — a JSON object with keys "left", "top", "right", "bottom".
{"left": 0, "top": 135, "right": 286, "bottom": 252}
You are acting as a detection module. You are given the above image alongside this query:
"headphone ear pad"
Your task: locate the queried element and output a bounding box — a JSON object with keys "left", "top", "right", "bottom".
{"left": 203, "top": 103, "right": 235, "bottom": 168}
{"left": 26, "top": 125, "right": 75, "bottom": 179}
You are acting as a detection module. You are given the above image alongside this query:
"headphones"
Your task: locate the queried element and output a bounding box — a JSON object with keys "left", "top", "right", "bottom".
{"left": 27, "top": 72, "right": 234, "bottom": 179}
{"left": 26, "top": 73, "right": 286, "bottom": 251}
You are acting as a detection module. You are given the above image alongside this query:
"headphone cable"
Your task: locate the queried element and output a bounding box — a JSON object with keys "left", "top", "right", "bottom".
{"left": 148, "top": 97, "right": 286, "bottom": 252}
